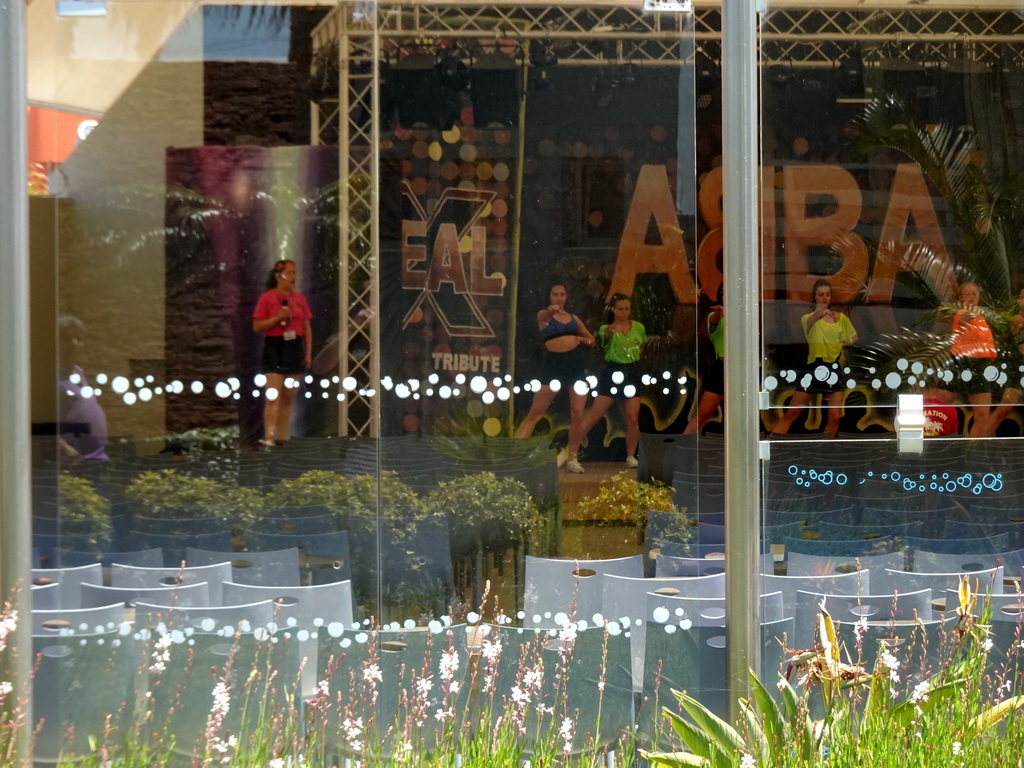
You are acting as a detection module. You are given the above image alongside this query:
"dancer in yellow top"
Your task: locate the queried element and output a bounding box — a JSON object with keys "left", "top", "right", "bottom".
{"left": 771, "top": 279, "right": 857, "bottom": 439}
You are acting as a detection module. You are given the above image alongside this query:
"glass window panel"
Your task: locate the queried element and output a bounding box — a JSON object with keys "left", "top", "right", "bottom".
{"left": 758, "top": 2, "right": 1024, "bottom": 714}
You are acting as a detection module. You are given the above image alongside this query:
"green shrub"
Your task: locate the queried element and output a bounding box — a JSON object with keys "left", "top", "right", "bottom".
{"left": 265, "top": 469, "right": 423, "bottom": 519}
{"left": 125, "top": 469, "right": 265, "bottom": 529}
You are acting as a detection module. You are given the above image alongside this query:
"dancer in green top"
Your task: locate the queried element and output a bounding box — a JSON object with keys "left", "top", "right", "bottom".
{"left": 560, "top": 294, "right": 647, "bottom": 473}
{"left": 684, "top": 286, "right": 725, "bottom": 434}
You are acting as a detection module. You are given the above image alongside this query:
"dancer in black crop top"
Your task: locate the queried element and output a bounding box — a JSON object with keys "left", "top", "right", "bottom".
{"left": 514, "top": 284, "right": 595, "bottom": 449}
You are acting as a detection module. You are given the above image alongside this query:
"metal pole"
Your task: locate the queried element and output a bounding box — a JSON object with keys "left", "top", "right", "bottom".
{"left": 0, "top": 0, "right": 34, "bottom": 762}
{"left": 722, "top": 0, "right": 761, "bottom": 721}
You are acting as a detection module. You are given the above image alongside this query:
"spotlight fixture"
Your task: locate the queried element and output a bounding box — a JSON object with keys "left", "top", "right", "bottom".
{"left": 837, "top": 49, "right": 864, "bottom": 97}
{"left": 469, "top": 45, "right": 524, "bottom": 127}
{"left": 694, "top": 52, "right": 720, "bottom": 95}
{"left": 591, "top": 72, "right": 616, "bottom": 108}
{"left": 436, "top": 47, "right": 469, "bottom": 128}
{"left": 530, "top": 40, "right": 558, "bottom": 69}
{"left": 767, "top": 61, "right": 794, "bottom": 87}
{"left": 615, "top": 62, "right": 639, "bottom": 88}
{"left": 529, "top": 40, "right": 558, "bottom": 92}
{"left": 437, "top": 48, "right": 469, "bottom": 92}
{"left": 391, "top": 49, "right": 442, "bottom": 127}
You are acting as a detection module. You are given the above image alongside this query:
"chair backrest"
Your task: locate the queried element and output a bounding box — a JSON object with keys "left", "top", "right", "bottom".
{"left": 235, "top": 530, "right": 350, "bottom": 584}
{"left": 31, "top": 563, "right": 103, "bottom": 608}
{"left": 223, "top": 580, "right": 355, "bottom": 699}
{"left": 602, "top": 572, "right": 725, "bottom": 692}
{"left": 907, "top": 532, "right": 1011, "bottom": 555}
{"left": 760, "top": 571, "right": 867, "bottom": 619}
{"left": 672, "top": 471, "right": 725, "bottom": 516}
{"left": 965, "top": 504, "right": 1024, "bottom": 523}
{"left": 910, "top": 548, "right": 1017, "bottom": 577}
{"left": 784, "top": 536, "right": 900, "bottom": 559}
{"left": 794, "top": 588, "right": 933, "bottom": 649}
{"left": 349, "top": 514, "right": 455, "bottom": 619}
{"left": 110, "top": 561, "right": 232, "bottom": 606}
{"left": 879, "top": 566, "right": 1004, "bottom": 614}
{"left": 129, "top": 515, "right": 231, "bottom": 536}
{"left": 126, "top": 529, "right": 233, "bottom": 567}
{"left": 640, "top": 611, "right": 794, "bottom": 725}
{"left": 221, "top": 580, "right": 354, "bottom": 630}
{"left": 59, "top": 547, "right": 165, "bottom": 568}
{"left": 80, "top": 580, "right": 211, "bottom": 608}
{"left": 30, "top": 581, "right": 62, "bottom": 611}
{"left": 523, "top": 554, "right": 643, "bottom": 628}
{"left": 187, "top": 546, "right": 302, "bottom": 587}
{"left": 817, "top": 520, "right": 924, "bottom": 540}
{"left": 762, "top": 494, "right": 825, "bottom": 516}
{"left": 944, "top": 520, "right": 1024, "bottom": 550}
{"left": 655, "top": 552, "right": 772, "bottom": 578}
{"left": 31, "top": 613, "right": 136, "bottom": 763}
{"left": 637, "top": 432, "right": 682, "bottom": 483}
{"left": 30, "top": 602, "right": 126, "bottom": 636}
{"left": 645, "top": 590, "right": 786, "bottom": 626}
{"left": 247, "top": 511, "right": 337, "bottom": 536}
{"left": 691, "top": 522, "right": 725, "bottom": 546}
{"left": 134, "top": 599, "right": 276, "bottom": 634}
{"left": 785, "top": 546, "right": 905, "bottom": 579}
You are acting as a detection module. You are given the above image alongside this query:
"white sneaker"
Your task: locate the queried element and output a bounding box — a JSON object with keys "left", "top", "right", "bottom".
{"left": 556, "top": 449, "right": 568, "bottom": 468}
{"left": 625, "top": 455, "right": 639, "bottom": 469}
{"left": 564, "top": 458, "right": 585, "bottom": 474}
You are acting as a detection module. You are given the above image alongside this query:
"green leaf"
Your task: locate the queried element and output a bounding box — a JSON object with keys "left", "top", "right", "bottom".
{"left": 664, "top": 707, "right": 715, "bottom": 759}
{"left": 678, "top": 692, "right": 746, "bottom": 755}
{"left": 749, "top": 671, "right": 786, "bottom": 751}
{"left": 779, "top": 675, "right": 801, "bottom": 729}
{"left": 860, "top": 664, "right": 888, "bottom": 734}
{"left": 970, "top": 695, "right": 1024, "bottom": 738}
{"left": 640, "top": 751, "right": 710, "bottom": 768}
{"left": 801, "top": 710, "right": 817, "bottom": 763}
{"left": 662, "top": 708, "right": 732, "bottom": 768}
{"left": 740, "top": 697, "right": 769, "bottom": 763}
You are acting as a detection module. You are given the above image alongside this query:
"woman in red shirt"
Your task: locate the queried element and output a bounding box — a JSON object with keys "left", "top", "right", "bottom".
{"left": 252, "top": 260, "right": 312, "bottom": 447}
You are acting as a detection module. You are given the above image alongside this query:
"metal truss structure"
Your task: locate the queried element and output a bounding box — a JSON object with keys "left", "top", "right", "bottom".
{"left": 311, "top": 1, "right": 1024, "bottom": 435}
{"left": 313, "top": 7, "right": 379, "bottom": 436}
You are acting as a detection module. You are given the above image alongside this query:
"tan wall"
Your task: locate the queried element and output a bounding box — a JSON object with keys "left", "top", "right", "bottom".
{"left": 27, "top": 0, "right": 197, "bottom": 115}
{"left": 55, "top": 20, "right": 205, "bottom": 451}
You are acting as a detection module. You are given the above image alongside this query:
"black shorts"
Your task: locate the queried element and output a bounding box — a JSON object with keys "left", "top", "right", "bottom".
{"left": 950, "top": 356, "right": 1001, "bottom": 397}
{"left": 796, "top": 357, "right": 845, "bottom": 395}
{"left": 1001, "top": 353, "right": 1024, "bottom": 391}
{"left": 262, "top": 336, "right": 305, "bottom": 375}
{"left": 538, "top": 347, "right": 587, "bottom": 391}
{"left": 702, "top": 358, "right": 724, "bottom": 396}
{"left": 596, "top": 361, "right": 641, "bottom": 399}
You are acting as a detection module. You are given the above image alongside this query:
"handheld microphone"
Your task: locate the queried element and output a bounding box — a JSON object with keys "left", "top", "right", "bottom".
{"left": 280, "top": 298, "right": 289, "bottom": 327}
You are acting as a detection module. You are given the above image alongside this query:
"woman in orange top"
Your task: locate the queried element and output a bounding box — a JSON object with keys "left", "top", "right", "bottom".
{"left": 948, "top": 281, "right": 998, "bottom": 437}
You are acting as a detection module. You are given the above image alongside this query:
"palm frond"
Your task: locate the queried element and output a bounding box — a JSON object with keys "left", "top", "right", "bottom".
{"left": 856, "top": 96, "right": 1014, "bottom": 304}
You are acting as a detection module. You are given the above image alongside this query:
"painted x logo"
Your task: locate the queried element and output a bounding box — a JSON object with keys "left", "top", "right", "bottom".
{"left": 400, "top": 182, "right": 499, "bottom": 338}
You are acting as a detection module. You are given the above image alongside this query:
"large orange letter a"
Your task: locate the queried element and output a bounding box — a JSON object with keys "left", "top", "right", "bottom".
{"left": 608, "top": 165, "right": 697, "bottom": 303}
